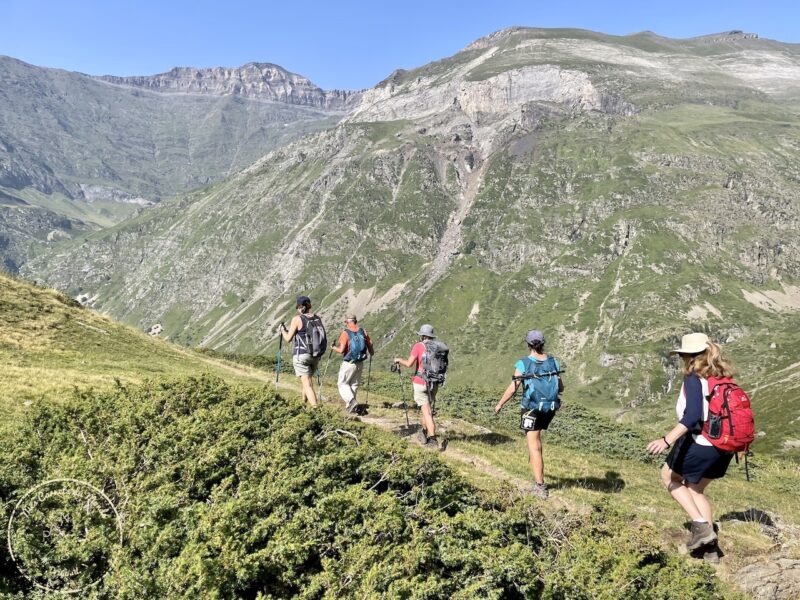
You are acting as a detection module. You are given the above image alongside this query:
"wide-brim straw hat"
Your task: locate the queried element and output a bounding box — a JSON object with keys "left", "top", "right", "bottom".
{"left": 671, "top": 332, "right": 710, "bottom": 355}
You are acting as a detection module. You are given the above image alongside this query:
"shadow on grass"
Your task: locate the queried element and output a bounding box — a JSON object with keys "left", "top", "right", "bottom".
{"left": 720, "top": 508, "right": 775, "bottom": 528}
{"left": 444, "top": 431, "right": 514, "bottom": 446}
{"left": 553, "top": 470, "right": 626, "bottom": 493}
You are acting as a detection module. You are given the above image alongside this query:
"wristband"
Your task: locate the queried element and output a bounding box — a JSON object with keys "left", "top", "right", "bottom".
{"left": 663, "top": 437, "right": 671, "bottom": 448}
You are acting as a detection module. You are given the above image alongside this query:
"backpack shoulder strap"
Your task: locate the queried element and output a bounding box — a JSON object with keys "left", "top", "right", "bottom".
{"left": 521, "top": 357, "right": 534, "bottom": 376}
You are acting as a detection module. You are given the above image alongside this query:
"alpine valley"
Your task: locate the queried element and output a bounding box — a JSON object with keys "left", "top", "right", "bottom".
{"left": 0, "top": 57, "right": 356, "bottom": 271}
{"left": 12, "top": 27, "right": 800, "bottom": 460}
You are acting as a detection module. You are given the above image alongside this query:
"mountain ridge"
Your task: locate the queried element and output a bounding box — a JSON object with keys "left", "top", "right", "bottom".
{"left": 96, "top": 61, "right": 361, "bottom": 109}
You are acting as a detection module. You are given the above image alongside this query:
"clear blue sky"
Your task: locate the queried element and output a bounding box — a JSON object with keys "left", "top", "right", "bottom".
{"left": 1, "top": 0, "right": 797, "bottom": 90}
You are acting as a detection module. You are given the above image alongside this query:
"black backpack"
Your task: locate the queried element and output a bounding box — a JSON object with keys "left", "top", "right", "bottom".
{"left": 419, "top": 340, "right": 449, "bottom": 385}
{"left": 300, "top": 314, "right": 327, "bottom": 358}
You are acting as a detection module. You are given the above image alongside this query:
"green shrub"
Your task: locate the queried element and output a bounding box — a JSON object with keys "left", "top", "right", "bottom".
{"left": 543, "top": 502, "right": 722, "bottom": 600}
{"left": 0, "top": 376, "right": 727, "bottom": 598}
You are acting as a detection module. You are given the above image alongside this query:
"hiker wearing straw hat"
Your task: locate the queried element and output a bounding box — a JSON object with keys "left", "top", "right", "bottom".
{"left": 646, "top": 332, "right": 739, "bottom": 561}
{"left": 393, "top": 324, "right": 448, "bottom": 449}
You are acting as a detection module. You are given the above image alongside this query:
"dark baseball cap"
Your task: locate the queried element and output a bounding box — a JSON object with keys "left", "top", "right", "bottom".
{"left": 296, "top": 295, "right": 311, "bottom": 307}
{"left": 526, "top": 330, "right": 545, "bottom": 344}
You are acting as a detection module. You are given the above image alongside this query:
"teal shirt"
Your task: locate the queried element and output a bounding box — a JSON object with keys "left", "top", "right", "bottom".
{"left": 515, "top": 356, "right": 561, "bottom": 374}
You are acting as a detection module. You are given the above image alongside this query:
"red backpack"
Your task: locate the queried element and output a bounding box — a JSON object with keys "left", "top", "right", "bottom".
{"left": 703, "top": 377, "right": 755, "bottom": 453}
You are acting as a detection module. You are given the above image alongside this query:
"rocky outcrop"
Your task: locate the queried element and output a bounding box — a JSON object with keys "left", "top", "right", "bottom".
{"left": 0, "top": 205, "right": 89, "bottom": 273}
{"left": 736, "top": 558, "right": 800, "bottom": 599}
{"left": 349, "top": 61, "right": 636, "bottom": 156}
{"left": 99, "top": 63, "right": 361, "bottom": 110}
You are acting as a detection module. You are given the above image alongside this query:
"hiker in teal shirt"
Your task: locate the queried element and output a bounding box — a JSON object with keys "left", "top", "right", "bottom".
{"left": 495, "top": 330, "right": 564, "bottom": 499}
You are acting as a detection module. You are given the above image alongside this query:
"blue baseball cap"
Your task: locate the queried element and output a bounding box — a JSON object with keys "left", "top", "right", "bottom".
{"left": 296, "top": 295, "right": 311, "bottom": 307}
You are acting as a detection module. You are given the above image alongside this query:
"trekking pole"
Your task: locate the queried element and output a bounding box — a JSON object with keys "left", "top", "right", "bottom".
{"left": 275, "top": 324, "right": 285, "bottom": 385}
{"left": 745, "top": 451, "right": 751, "bottom": 482}
{"left": 392, "top": 362, "right": 410, "bottom": 428}
{"left": 364, "top": 354, "right": 373, "bottom": 408}
{"left": 318, "top": 349, "right": 334, "bottom": 402}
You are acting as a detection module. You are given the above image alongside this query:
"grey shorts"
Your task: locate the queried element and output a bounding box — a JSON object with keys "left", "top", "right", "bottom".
{"left": 412, "top": 382, "right": 438, "bottom": 407}
{"left": 293, "top": 353, "right": 320, "bottom": 377}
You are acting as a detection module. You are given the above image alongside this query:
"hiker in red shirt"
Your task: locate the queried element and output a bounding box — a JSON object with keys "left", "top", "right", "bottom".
{"left": 394, "top": 324, "right": 443, "bottom": 449}
{"left": 331, "top": 314, "right": 374, "bottom": 413}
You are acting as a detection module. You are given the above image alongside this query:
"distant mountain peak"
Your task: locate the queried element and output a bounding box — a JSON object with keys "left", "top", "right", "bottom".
{"left": 464, "top": 26, "right": 531, "bottom": 50}
{"left": 691, "top": 30, "right": 759, "bottom": 43}
{"left": 97, "top": 63, "right": 359, "bottom": 110}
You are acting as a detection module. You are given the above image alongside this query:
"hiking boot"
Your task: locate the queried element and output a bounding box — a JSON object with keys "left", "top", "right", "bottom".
{"left": 687, "top": 520, "right": 717, "bottom": 551}
{"left": 424, "top": 436, "right": 439, "bottom": 449}
{"left": 530, "top": 483, "right": 549, "bottom": 499}
{"left": 691, "top": 540, "right": 722, "bottom": 564}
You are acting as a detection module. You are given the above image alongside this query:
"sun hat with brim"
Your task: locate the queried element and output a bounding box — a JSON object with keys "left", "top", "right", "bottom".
{"left": 417, "top": 324, "right": 436, "bottom": 338}
{"left": 671, "top": 332, "right": 710, "bottom": 355}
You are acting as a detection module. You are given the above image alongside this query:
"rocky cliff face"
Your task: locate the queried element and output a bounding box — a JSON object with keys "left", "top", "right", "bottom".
{"left": 23, "top": 28, "right": 800, "bottom": 460}
{"left": 99, "top": 63, "right": 360, "bottom": 110}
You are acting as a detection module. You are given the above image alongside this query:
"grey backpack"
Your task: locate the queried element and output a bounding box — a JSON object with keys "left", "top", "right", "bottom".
{"left": 301, "top": 314, "right": 327, "bottom": 358}
{"left": 418, "top": 340, "right": 449, "bottom": 385}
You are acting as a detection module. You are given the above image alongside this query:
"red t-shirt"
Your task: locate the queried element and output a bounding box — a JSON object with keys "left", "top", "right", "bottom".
{"left": 410, "top": 342, "right": 426, "bottom": 385}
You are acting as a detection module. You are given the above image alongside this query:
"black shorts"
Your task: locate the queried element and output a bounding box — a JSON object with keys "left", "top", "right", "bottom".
{"left": 665, "top": 434, "right": 733, "bottom": 484}
{"left": 520, "top": 409, "right": 555, "bottom": 432}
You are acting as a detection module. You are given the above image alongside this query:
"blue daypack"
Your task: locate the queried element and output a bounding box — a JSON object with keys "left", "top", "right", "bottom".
{"left": 520, "top": 356, "right": 561, "bottom": 412}
{"left": 344, "top": 328, "right": 368, "bottom": 363}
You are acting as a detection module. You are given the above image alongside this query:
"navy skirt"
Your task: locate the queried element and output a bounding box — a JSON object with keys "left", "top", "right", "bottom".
{"left": 665, "top": 434, "right": 733, "bottom": 484}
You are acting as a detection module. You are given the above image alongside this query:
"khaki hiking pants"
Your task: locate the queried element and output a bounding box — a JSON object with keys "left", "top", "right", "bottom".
{"left": 337, "top": 360, "right": 364, "bottom": 409}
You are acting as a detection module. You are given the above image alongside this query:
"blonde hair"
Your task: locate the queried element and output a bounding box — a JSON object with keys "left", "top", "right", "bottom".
{"left": 682, "top": 342, "right": 736, "bottom": 378}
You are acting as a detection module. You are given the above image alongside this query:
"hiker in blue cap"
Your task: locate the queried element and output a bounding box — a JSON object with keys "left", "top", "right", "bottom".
{"left": 495, "top": 329, "right": 564, "bottom": 499}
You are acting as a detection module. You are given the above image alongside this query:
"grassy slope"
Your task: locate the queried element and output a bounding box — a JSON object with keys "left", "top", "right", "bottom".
{"left": 219, "top": 355, "right": 800, "bottom": 598}
{"left": 0, "top": 272, "right": 270, "bottom": 426}
{"left": 2, "top": 273, "right": 798, "bottom": 597}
